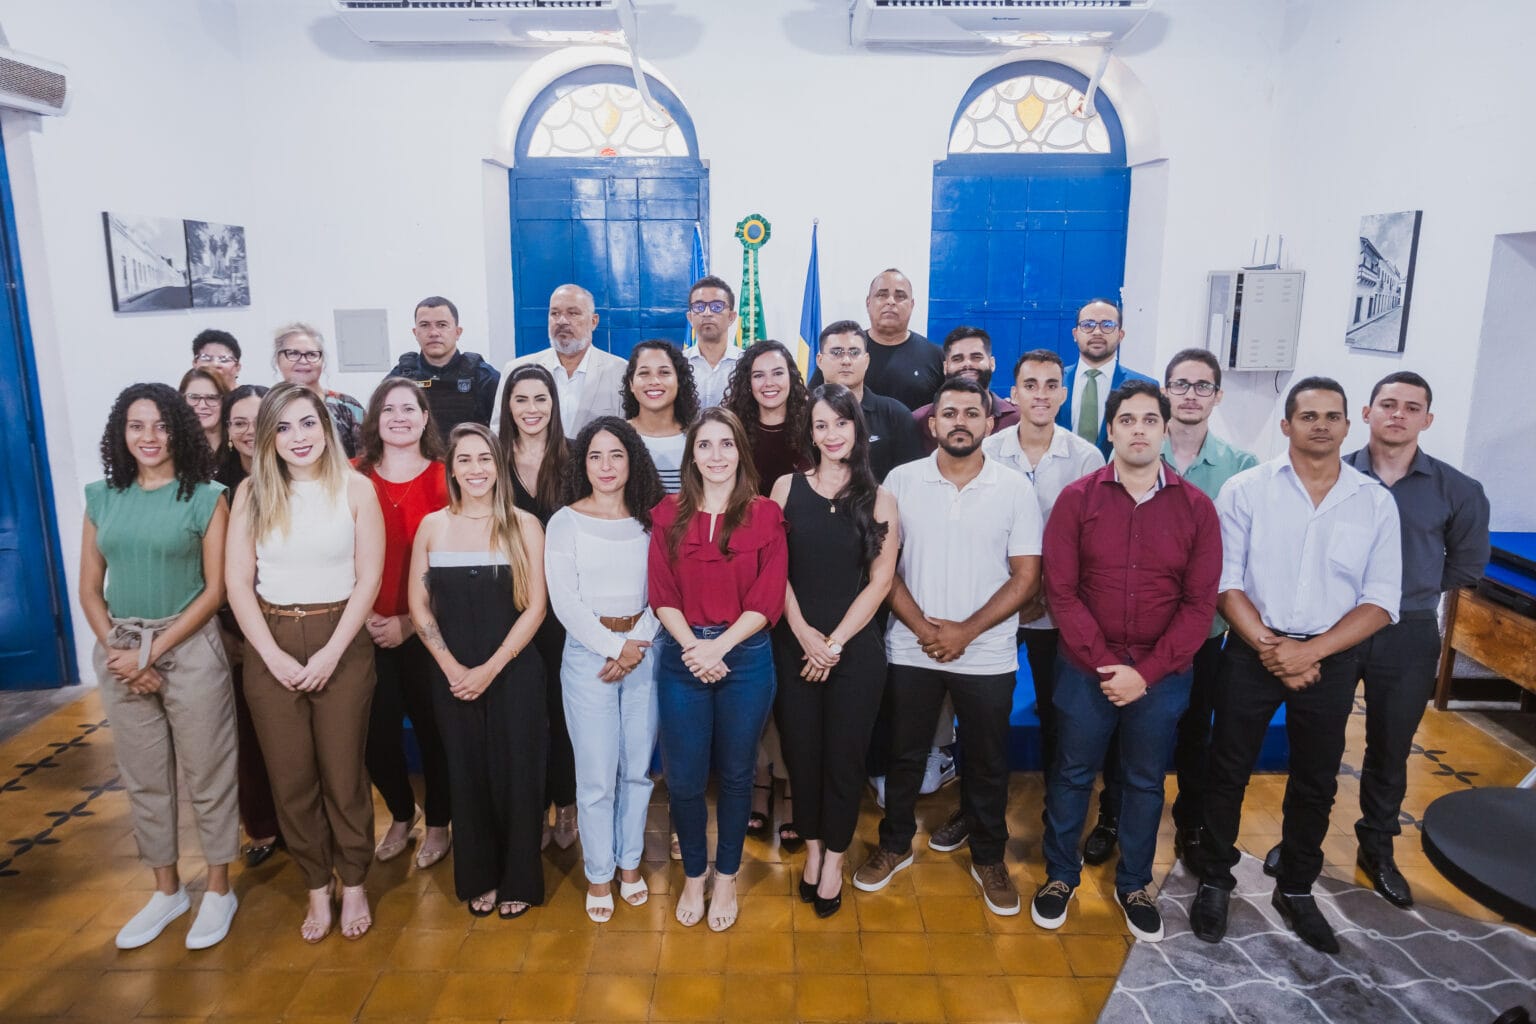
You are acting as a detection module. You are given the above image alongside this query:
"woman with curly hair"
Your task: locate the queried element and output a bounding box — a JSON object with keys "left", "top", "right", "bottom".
{"left": 623, "top": 339, "right": 699, "bottom": 494}
{"left": 271, "top": 322, "right": 366, "bottom": 458}
{"left": 648, "top": 407, "right": 787, "bottom": 931}
{"left": 769, "top": 384, "right": 898, "bottom": 918}
{"left": 544, "top": 416, "right": 666, "bottom": 922}
{"left": 179, "top": 366, "right": 229, "bottom": 452}
{"left": 723, "top": 339, "right": 812, "bottom": 496}
{"left": 212, "top": 384, "right": 285, "bottom": 868}
{"left": 80, "top": 383, "right": 241, "bottom": 950}
{"left": 497, "top": 363, "right": 579, "bottom": 850}
{"left": 226, "top": 382, "right": 385, "bottom": 942}
{"left": 355, "top": 378, "right": 454, "bottom": 870}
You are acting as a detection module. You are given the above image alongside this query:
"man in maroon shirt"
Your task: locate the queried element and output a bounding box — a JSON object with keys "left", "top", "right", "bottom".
{"left": 1029, "top": 381, "right": 1221, "bottom": 943}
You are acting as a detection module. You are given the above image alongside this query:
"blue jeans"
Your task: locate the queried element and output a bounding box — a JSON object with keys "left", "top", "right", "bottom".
{"left": 656, "top": 626, "right": 776, "bottom": 878}
{"left": 1043, "top": 657, "right": 1192, "bottom": 893}
{"left": 561, "top": 637, "right": 658, "bottom": 885}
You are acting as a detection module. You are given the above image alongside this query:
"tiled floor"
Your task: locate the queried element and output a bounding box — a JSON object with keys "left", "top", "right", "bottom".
{"left": 0, "top": 690, "right": 1531, "bottom": 1023}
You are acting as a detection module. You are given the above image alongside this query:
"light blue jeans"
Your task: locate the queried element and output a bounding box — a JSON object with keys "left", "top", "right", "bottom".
{"left": 561, "top": 636, "right": 659, "bottom": 884}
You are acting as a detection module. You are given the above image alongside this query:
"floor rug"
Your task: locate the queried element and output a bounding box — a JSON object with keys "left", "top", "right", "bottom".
{"left": 1098, "top": 853, "right": 1536, "bottom": 1023}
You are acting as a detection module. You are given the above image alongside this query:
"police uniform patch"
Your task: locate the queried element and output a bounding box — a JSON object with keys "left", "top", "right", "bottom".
{"left": 458, "top": 379, "right": 472, "bottom": 392}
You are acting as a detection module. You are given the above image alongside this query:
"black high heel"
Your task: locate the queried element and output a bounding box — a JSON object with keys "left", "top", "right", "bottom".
{"left": 814, "top": 883, "right": 843, "bottom": 919}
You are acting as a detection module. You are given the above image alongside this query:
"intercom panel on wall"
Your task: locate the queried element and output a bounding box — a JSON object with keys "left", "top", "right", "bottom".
{"left": 1206, "top": 270, "right": 1305, "bottom": 371}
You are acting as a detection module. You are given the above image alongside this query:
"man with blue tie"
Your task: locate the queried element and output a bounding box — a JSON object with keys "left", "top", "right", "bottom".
{"left": 1056, "top": 299, "right": 1156, "bottom": 459}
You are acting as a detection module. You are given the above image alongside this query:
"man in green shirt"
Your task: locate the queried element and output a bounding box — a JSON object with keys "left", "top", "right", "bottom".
{"left": 1081, "top": 348, "right": 1258, "bottom": 871}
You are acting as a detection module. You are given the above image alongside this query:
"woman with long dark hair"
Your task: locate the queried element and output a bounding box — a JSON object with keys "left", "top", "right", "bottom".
{"left": 769, "top": 383, "right": 898, "bottom": 917}
{"left": 648, "top": 407, "right": 787, "bottom": 931}
{"left": 355, "top": 378, "right": 454, "bottom": 870}
{"left": 179, "top": 366, "right": 229, "bottom": 451}
{"left": 80, "top": 383, "right": 240, "bottom": 950}
{"left": 213, "top": 384, "right": 284, "bottom": 868}
{"left": 545, "top": 416, "right": 666, "bottom": 922}
{"left": 408, "top": 424, "right": 549, "bottom": 919}
{"left": 226, "top": 382, "right": 385, "bottom": 942}
{"left": 497, "top": 363, "right": 578, "bottom": 849}
{"left": 623, "top": 339, "right": 700, "bottom": 494}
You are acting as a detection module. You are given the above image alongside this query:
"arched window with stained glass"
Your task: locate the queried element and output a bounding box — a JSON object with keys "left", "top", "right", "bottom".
{"left": 948, "top": 73, "right": 1113, "bottom": 156}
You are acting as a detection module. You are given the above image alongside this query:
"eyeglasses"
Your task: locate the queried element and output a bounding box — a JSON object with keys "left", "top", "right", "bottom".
{"left": 227, "top": 418, "right": 253, "bottom": 433}
{"left": 1076, "top": 319, "right": 1120, "bottom": 333}
{"left": 824, "top": 347, "right": 864, "bottom": 362}
{"left": 278, "top": 349, "right": 322, "bottom": 364}
{"left": 689, "top": 300, "right": 729, "bottom": 315}
{"left": 195, "top": 353, "right": 238, "bottom": 366}
{"left": 184, "top": 394, "right": 221, "bottom": 407}
{"left": 1166, "top": 379, "right": 1218, "bottom": 397}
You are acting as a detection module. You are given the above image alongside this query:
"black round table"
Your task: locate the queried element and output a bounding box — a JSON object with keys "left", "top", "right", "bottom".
{"left": 1422, "top": 787, "right": 1536, "bottom": 929}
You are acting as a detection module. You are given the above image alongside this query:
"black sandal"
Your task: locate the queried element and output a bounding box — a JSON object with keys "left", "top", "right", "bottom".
{"left": 469, "top": 892, "right": 496, "bottom": 918}
{"left": 498, "top": 901, "right": 533, "bottom": 920}
{"left": 746, "top": 783, "right": 773, "bottom": 838}
{"left": 778, "top": 821, "right": 805, "bottom": 854}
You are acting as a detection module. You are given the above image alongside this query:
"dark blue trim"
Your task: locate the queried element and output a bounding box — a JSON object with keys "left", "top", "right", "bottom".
{"left": 515, "top": 64, "right": 699, "bottom": 162}
{"left": 0, "top": 131, "right": 78, "bottom": 686}
{"left": 948, "top": 59, "right": 1126, "bottom": 166}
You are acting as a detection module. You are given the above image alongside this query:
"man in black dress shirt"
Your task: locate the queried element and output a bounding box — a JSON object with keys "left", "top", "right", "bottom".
{"left": 814, "top": 319, "right": 923, "bottom": 483}
{"left": 810, "top": 271, "right": 943, "bottom": 411}
{"left": 1263, "top": 371, "right": 1490, "bottom": 909}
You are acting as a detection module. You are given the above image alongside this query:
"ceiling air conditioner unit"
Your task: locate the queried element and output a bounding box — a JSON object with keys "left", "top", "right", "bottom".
{"left": 333, "top": 0, "right": 624, "bottom": 46}
{"left": 0, "top": 47, "right": 70, "bottom": 116}
{"left": 850, "top": 0, "right": 1155, "bottom": 51}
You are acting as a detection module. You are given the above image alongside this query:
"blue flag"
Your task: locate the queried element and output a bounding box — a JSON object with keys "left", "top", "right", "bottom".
{"left": 796, "top": 222, "right": 821, "bottom": 376}
{"left": 689, "top": 223, "right": 706, "bottom": 345}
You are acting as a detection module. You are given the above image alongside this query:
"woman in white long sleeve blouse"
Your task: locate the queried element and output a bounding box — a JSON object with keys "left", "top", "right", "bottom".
{"left": 544, "top": 416, "right": 668, "bottom": 923}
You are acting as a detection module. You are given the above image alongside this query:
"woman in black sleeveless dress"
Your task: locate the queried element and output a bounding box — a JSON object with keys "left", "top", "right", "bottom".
{"left": 767, "top": 384, "right": 900, "bottom": 917}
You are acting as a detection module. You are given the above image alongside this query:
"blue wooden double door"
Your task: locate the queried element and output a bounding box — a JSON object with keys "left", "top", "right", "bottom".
{"left": 509, "top": 157, "right": 707, "bottom": 359}
{"left": 927, "top": 159, "right": 1131, "bottom": 393}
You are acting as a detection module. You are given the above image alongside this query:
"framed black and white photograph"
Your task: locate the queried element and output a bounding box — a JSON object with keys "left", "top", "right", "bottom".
{"left": 102, "top": 212, "right": 191, "bottom": 312}
{"left": 1345, "top": 209, "right": 1422, "bottom": 354}
{"left": 185, "top": 220, "right": 250, "bottom": 308}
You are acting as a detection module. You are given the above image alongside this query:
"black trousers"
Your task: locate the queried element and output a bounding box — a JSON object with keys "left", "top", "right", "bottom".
{"left": 1168, "top": 634, "right": 1230, "bottom": 832}
{"left": 533, "top": 621, "right": 577, "bottom": 809}
{"left": 1201, "top": 637, "right": 1362, "bottom": 894}
{"left": 878, "top": 665, "right": 1014, "bottom": 865}
{"left": 773, "top": 633, "right": 885, "bottom": 853}
{"left": 1356, "top": 614, "right": 1442, "bottom": 858}
{"left": 1020, "top": 627, "right": 1060, "bottom": 773}
{"left": 365, "top": 636, "right": 452, "bottom": 828}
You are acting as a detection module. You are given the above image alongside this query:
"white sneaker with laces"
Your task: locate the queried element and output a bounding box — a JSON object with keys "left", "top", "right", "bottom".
{"left": 920, "top": 748, "right": 956, "bottom": 795}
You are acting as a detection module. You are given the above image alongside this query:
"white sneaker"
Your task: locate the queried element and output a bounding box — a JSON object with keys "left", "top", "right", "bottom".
{"left": 869, "top": 775, "right": 886, "bottom": 809}
{"left": 185, "top": 890, "right": 239, "bottom": 950}
{"left": 115, "top": 888, "right": 190, "bottom": 949}
{"left": 920, "top": 748, "right": 956, "bottom": 795}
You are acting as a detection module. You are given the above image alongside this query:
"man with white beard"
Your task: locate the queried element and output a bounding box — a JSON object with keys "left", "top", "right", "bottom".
{"left": 492, "top": 283, "right": 627, "bottom": 438}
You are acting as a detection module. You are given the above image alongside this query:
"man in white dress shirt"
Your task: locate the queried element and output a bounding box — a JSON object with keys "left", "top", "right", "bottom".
{"left": 1191, "top": 376, "right": 1401, "bottom": 955}
{"left": 681, "top": 275, "right": 741, "bottom": 409}
{"left": 492, "top": 283, "right": 626, "bottom": 438}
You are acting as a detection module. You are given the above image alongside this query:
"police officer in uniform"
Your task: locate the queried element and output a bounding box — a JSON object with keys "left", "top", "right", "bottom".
{"left": 388, "top": 295, "right": 501, "bottom": 442}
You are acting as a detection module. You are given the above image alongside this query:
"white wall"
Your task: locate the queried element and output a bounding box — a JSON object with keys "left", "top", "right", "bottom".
{"left": 2, "top": 0, "right": 1529, "bottom": 679}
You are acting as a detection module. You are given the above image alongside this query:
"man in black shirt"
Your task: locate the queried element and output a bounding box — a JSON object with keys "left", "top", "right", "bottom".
{"left": 814, "top": 319, "right": 922, "bottom": 483}
{"left": 811, "top": 270, "right": 943, "bottom": 411}
{"left": 387, "top": 295, "right": 501, "bottom": 442}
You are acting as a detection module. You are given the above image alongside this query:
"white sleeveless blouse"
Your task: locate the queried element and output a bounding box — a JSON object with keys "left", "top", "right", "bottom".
{"left": 255, "top": 478, "right": 356, "bottom": 604}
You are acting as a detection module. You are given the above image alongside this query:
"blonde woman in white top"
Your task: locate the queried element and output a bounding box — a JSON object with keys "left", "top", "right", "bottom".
{"left": 226, "top": 382, "right": 384, "bottom": 942}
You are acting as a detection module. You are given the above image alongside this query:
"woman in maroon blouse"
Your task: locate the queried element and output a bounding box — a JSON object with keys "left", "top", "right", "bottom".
{"left": 648, "top": 407, "right": 787, "bottom": 933}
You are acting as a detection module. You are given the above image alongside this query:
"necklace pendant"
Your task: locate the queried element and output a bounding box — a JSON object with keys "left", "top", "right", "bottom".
{"left": 829, "top": 503, "right": 836, "bottom": 513}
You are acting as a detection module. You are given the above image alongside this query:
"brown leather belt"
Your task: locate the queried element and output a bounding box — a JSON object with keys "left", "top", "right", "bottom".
{"left": 259, "top": 599, "right": 347, "bottom": 619}
{"left": 599, "top": 611, "right": 645, "bottom": 633}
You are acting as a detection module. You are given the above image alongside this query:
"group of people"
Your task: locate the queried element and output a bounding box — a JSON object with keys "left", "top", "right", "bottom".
{"left": 81, "top": 268, "right": 1489, "bottom": 961}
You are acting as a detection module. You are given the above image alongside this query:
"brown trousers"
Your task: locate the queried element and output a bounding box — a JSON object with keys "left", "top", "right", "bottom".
{"left": 242, "top": 602, "right": 376, "bottom": 888}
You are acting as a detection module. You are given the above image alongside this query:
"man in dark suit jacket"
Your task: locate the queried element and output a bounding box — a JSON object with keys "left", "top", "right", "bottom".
{"left": 1056, "top": 298, "right": 1156, "bottom": 457}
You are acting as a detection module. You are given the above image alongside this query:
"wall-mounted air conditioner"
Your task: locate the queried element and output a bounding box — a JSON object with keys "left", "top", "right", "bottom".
{"left": 850, "top": 0, "right": 1155, "bottom": 51}
{"left": 333, "top": 0, "right": 625, "bottom": 46}
{"left": 1207, "top": 270, "right": 1306, "bottom": 373}
{"left": 0, "top": 47, "right": 70, "bottom": 116}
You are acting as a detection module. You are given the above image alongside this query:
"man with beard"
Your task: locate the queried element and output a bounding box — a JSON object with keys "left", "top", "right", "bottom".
{"left": 853, "top": 376, "right": 1042, "bottom": 917}
{"left": 910, "top": 327, "right": 1020, "bottom": 454}
{"left": 1192, "top": 377, "right": 1400, "bottom": 955}
{"left": 493, "top": 283, "right": 626, "bottom": 438}
{"left": 1057, "top": 298, "right": 1156, "bottom": 458}
{"left": 810, "top": 269, "right": 943, "bottom": 411}
{"left": 681, "top": 275, "right": 741, "bottom": 408}
{"left": 1030, "top": 381, "right": 1222, "bottom": 943}
{"left": 388, "top": 295, "right": 502, "bottom": 441}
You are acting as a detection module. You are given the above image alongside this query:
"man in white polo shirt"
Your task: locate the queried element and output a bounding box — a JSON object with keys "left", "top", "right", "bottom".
{"left": 1191, "top": 376, "right": 1400, "bottom": 955}
{"left": 853, "top": 376, "right": 1043, "bottom": 916}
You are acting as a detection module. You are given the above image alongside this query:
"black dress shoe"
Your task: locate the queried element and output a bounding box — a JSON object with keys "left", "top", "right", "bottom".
{"left": 1272, "top": 888, "right": 1340, "bottom": 954}
{"left": 1262, "top": 842, "right": 1281, "bottom": 878}
{"left": 1190, "top": 883, "right": 1230, "bottom": 944}
{"left": 814, "top": 885, "right": 843, "bottom": 919}
{"left": 1082, "top": 817, "right": 1119, "bottom": 866}
{"left": 1173, "top": 827, "right": 1203, "bottom": 873}
{"left": 1357, "top": 849, "right": 1414, "bottom": 908}
{"left": 244, "top": 837, "right": 282, "bottom": 868}
{"left": 798, "top": 877, "right": 817, "bottom": 904}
